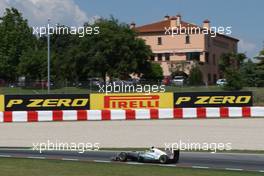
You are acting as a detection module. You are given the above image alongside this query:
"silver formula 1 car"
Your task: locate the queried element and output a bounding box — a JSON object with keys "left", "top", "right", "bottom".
{"left": 112, "top": 147, "right": 180, "bottom": 164}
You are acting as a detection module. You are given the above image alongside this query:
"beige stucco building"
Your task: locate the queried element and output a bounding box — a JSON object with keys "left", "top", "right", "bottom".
{"left": 132, "top": 15, "right": 239, "bottom": 84}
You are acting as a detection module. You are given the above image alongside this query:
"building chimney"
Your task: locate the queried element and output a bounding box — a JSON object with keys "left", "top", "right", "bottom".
{"left": 130, "top": 22, "right": 136, "bottom": 29}
{"left": 164, "top": 15, "right": 170, "bottom": 20}
{"left": 170, "top": 16, "right": 177, "bottom": 28}
{"left": 176, "top": 14, "right": 181, "bottom": 26}
{"left": 203, "top": 19, "right": 210, "bottom": 29}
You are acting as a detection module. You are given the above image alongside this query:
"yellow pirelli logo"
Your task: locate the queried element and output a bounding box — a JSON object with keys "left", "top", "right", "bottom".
{"left": 90, "top": 93, "right": 173, "bottom": 110}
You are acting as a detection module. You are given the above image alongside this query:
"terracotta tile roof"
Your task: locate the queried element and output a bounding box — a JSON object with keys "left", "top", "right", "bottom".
{"left": 135, "top": 17, "right": 239, "bottom": 41}
{"left": 135, "top": 19, "right": 200, "bottom": 33}
{"left": 135, "top": 20, "right": 170, "bottom": 33}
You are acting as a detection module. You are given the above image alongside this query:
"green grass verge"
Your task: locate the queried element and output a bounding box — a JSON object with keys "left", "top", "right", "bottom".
{"left": 0, "top": 158, "right": 262, "bottom": 176}
{"left": 0, "top": 86, "right": 92, "bottom": 94}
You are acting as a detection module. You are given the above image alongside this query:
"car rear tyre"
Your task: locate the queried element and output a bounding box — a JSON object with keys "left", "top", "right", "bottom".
{"left": 172, "top": 150, "right": 180, "bottom": 163}
{"left": 118, "top": 152, "right": 127, "bottom": 162}
{"left": 159, "top": 155, "right": 168, "bottom": 164}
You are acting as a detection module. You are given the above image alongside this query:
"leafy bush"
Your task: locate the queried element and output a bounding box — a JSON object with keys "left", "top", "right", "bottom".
{"left": 223, "top": 69, "right": 243, "bottom": 91}
{"left": 188, "top": 66, "right": 203, "bottom": 86}
{"left": 143, "top": 62, "right": 163, "bottom": 80}
{"left": 219, "top": 53, "right": 245, "bottom": 90}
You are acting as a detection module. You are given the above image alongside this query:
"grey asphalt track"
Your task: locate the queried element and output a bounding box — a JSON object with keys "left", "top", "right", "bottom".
{"left": 0, "top": 149, "right": 263, "bottom": 173}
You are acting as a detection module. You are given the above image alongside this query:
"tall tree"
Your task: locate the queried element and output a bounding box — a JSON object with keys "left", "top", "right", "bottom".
{"left": 259, "top": 49, "right": 264, "bottom": 56}
{"left": 81, "top": 17, "right": 153, "bottom": 81}
{"left": 49, "top": 29, "right": 80, "bottom": 83}
{"left": 0, "top": 8, "right": 37, "bottom": 81}
{"left": 240, "top": 60, "right": 258, "bottom": 87}
{"left": 188, "top": 65, "right": 203, "bottom": 86}
{"left": 0, "top": 9, "right": 154, "bottom": 84}
{"left": 18, "top": 49, "right": 47, "bottom": 81}
{"left": 255, "top": 49, "right": 264, "bottom": 86}
{"left": 219, "top": 53, "right": 246, "bottom": 90}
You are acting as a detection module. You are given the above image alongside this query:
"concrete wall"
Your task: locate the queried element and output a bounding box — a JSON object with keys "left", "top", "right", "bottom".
{"left": 0, "top": 118, "right": 263, "bottom": 150}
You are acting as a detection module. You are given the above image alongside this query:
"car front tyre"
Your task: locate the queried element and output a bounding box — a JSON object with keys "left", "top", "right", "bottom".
{"left": 137, "top": 155, "right": 144, "bottom": 162}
